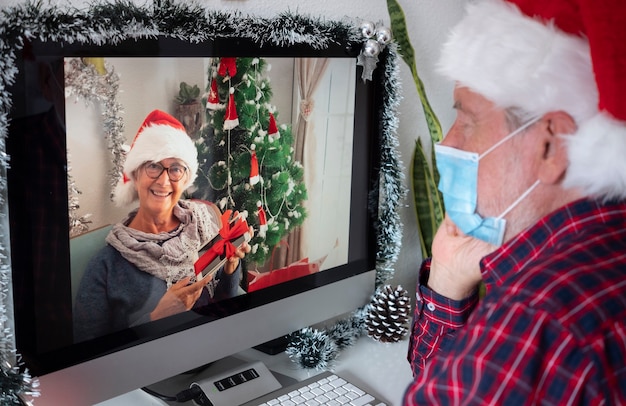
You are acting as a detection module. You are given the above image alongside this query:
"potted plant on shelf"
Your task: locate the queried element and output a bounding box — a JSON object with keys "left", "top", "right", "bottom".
{"left": 174, "top": 81, "right": 203, "bottom": 138}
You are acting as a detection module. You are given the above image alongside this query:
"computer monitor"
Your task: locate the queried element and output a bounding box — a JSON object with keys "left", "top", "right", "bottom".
{"left": 5, "top": 25, "right": 388, "bottom": 406}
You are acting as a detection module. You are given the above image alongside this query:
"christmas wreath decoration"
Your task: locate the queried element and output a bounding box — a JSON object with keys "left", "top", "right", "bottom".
{"left": 0, "top": 0, "right": 404, "bottom": 398}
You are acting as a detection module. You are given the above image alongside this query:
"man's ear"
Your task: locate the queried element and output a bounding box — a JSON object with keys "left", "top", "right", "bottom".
{"left": 535, "top": 111, "right": 576, "bottom": 185}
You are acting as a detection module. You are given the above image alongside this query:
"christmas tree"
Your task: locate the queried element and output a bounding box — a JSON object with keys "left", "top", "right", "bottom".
{"left": 193, "top": 57, "right": 307, "bottom": 267}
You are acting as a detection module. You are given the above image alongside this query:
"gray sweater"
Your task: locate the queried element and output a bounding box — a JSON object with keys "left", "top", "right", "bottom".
{"left": 73, "top": 244, "right": 240, "bottom": 342}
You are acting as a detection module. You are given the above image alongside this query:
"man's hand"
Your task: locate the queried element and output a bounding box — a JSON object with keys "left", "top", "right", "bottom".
{"left": 428, "top": 215, "right": 497, "bottom": 300}
{"left": 150, "top": 276, "right": 210, "bottom": 321}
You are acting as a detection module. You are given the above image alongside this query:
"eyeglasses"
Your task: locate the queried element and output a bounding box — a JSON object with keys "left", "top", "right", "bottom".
{"left": 144, "top": 161, "right": 188, "bottom": 182}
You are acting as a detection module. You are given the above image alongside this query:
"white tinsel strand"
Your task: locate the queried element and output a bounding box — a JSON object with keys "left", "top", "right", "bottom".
{"left": 64, "top": 57, "right": 126, "bottom": 204}
{"left": 285, "top": 328, "right": 339, "bottom": 371}
{"left": 0, "top": 15, "right": 24, "bottom": 403}
{"left": 0, "top": 355, "right": 40, "bottom": 404}
{"left": 1, "top": 1, "right": 364, "bottom": 51}
{"left": 67, "top": 156, "right": 92, "bottom": 238}
{"left": 327, "top": 313, "right": 367, "bottom": 350}
{"left": 373, "top": 43, "right": 405, "bottom": 287}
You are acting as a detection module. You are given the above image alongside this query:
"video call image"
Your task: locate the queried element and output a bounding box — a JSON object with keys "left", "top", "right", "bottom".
{"left": 66, "top": 56, "right": 357, "bottom": 334}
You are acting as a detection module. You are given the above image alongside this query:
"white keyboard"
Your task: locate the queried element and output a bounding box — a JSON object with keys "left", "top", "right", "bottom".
{"left": 243, "top": 371, "right": 388, "bottom": 406}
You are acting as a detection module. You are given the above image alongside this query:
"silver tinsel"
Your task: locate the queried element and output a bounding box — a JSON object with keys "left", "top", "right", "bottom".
{"left": 65, "top": 57, "right": 126, "bottom": 207}
{"left": 67, "top": 155, "right": 92, "bottom": 237}
{"left": 285, "top": 328, "right": 339, "bottom": 371}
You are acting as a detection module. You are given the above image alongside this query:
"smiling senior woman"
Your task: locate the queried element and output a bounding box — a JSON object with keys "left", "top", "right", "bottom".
{"left": 74, "top": 110, "right": 250, "bottom": 342}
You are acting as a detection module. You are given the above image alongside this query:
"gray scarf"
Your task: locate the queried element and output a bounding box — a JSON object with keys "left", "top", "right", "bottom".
{"left": 106, "top": 200, "right": 220, "bottom": 286}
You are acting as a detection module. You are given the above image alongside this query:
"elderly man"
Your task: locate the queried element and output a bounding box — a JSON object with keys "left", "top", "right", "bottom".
{"left": 405, "top": 0, "right": 626, "bottom": 404}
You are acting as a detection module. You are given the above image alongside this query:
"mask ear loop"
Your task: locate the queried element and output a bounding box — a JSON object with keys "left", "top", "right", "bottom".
{"left": 497, "top": 179, "right": 541, "bottom": 220}
{"left": 479, "top": 116, "right": 541, "bottom": 160}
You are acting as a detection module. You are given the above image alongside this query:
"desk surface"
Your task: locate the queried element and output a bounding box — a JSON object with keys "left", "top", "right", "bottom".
{"left": 99, "top": 335, "right": 413, "bottom": 405}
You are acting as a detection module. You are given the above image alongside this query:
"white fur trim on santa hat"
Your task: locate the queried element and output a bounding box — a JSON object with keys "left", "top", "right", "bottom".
{"left": 439, "top": 0, "right": 626, "bottom": 200}
{"left": 564, "top": 112, "right": 626, "bottom": 200}
{"left": 113, "top": 123, "right": 198, "bottom": 206}
{"left": 438, "top": 0, "right": 597, "bottom": 124}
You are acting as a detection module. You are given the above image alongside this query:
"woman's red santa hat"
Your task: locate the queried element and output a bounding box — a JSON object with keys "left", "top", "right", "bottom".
{"left": 113, "top": 109, "right": 198, "bottom": 206}
{"left": 438, "top": 0, "right": 626, "bottom": 200}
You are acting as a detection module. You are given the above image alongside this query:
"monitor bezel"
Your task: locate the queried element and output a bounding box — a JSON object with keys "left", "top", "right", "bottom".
{"left": 1, "top": 5, "right": 400, "bottom": 405}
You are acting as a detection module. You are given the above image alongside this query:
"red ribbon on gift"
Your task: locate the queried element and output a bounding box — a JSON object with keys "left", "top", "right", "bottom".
{"left": 194, "top": 210, "right": 249, "bottom": 275}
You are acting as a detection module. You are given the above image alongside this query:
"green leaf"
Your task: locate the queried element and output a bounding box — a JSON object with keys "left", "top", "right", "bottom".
{"left": 411, "top": 139, "right": 444, "bottom": 259}
{"left": 387, "top": 0, "right": 446, "bottom": 259}
{"left": 386, "top": 0, "right": 442, "bottom": 144}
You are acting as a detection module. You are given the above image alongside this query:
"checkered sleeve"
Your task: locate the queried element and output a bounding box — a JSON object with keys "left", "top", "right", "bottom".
{"left": 407, "top": 259, "right": 479, "bottom": 376}
{"left": 404, "top": 300, "right": 607, "bottom": 405}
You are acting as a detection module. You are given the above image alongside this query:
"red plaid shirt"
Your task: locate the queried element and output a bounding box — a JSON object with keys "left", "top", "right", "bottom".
{"left": 405, "top": 198, "right": 626, "bottom": 405}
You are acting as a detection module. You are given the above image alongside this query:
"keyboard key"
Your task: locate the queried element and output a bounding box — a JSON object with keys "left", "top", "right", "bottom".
{"left": 301, "top": 391, "right": 316, "bottom": 400}
{"left": 344, "top": 383, "right": 365, "bottom": 396}
{"left": 325, "top": 390, "right": 338, "bottom": 400}
{"left": 311, "top": 387, "right": 325, "bottom": 396}
{"left": 330, "top": 378, "right": 347, "bottom": 388}
{"left": 349, "top": 394, "right": 375, "bottom": 406}
{"left": 291, "top": 395, "right": 306, "bottom": 404}
{"left": 335, "top": 395, "right": 350, "bottom": 404}
{"left": 345, "top": 391, "right": 360, "bottom": 400}
{"left": 316, "top": 394, "right": 330, "bottom": 403}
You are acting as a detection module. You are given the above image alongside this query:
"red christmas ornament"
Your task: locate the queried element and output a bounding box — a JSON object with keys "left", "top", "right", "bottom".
{"left": 223, "top": 88, "right": 239, "bottom": 130}
{"left": 206, "top": 78, "right": 219, "bottom": 110}
{"left": 218, "top": 57, "right": 237, "bottom": 78}
{"left": 250, "top": 150, "right": 260, "bottom": 186}
{"left": 257, "top": 201, "right": 268, "bottom": 236}
{"left": 268, "top": 113, "right": 279, "bottom": 141}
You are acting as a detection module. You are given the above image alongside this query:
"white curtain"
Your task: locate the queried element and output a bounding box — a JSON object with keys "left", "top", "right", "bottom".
{"left": 281, "top": 58, "right": 329, "bottom": 267}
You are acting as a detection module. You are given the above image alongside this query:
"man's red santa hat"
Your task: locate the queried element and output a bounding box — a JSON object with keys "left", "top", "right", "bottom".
{"left": 438, "top": 0, "right": 626, "bottom": 200}
{"left": 113, "top": 109, "right": 198, "bottom": 206}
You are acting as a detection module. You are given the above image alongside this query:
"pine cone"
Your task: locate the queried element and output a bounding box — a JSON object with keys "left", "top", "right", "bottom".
{"left": 366, "top": 285, "right": 411, "bottom": 343}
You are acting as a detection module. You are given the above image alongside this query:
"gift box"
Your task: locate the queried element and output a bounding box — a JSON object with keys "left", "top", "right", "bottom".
{"left": 195, "top": 210, "right": 250, "bottom": 280}
{"left": 247, "top": 250, "right": 326, "bottom": 292}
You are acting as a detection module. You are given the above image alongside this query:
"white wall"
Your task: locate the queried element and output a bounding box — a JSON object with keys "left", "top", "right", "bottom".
{"left": 1, "top": 0, "right": 466, "bottom": 297}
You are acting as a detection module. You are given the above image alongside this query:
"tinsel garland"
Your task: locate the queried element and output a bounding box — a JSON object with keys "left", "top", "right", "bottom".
{"left": 64, "top": 57, "right": 126, "bottom": 204}
{"left": 373, "top": 43, "right": 405, "bottom": 287}
{"left": 64, "top": 56, "right": 126, "bottom": 236}
{"left": 0, "top": 0, "right": 404, "bottom": 395}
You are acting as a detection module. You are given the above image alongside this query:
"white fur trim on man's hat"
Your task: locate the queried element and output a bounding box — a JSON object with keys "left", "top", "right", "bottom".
{"left": 113, "top": 109, "right": 198, "bottom": 206}
{"left": 438, "top": 0, "right": 626, "bottom": 200}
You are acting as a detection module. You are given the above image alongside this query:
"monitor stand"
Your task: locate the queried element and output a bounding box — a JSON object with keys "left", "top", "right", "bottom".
{"left": 253, "top": 335, "right": 291, "bottom": 355}
{"left": 140, "top": 356, "right": 295, "bottom": 405}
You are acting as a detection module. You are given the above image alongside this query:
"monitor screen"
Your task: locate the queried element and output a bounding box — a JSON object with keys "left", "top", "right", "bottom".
{"left": 6, "top": 31, "right": 385, "bottom": 404}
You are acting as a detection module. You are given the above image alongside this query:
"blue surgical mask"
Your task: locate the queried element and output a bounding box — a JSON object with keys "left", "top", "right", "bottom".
{"left": 435, "top": 118, "right": 540, "bottom": 246}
